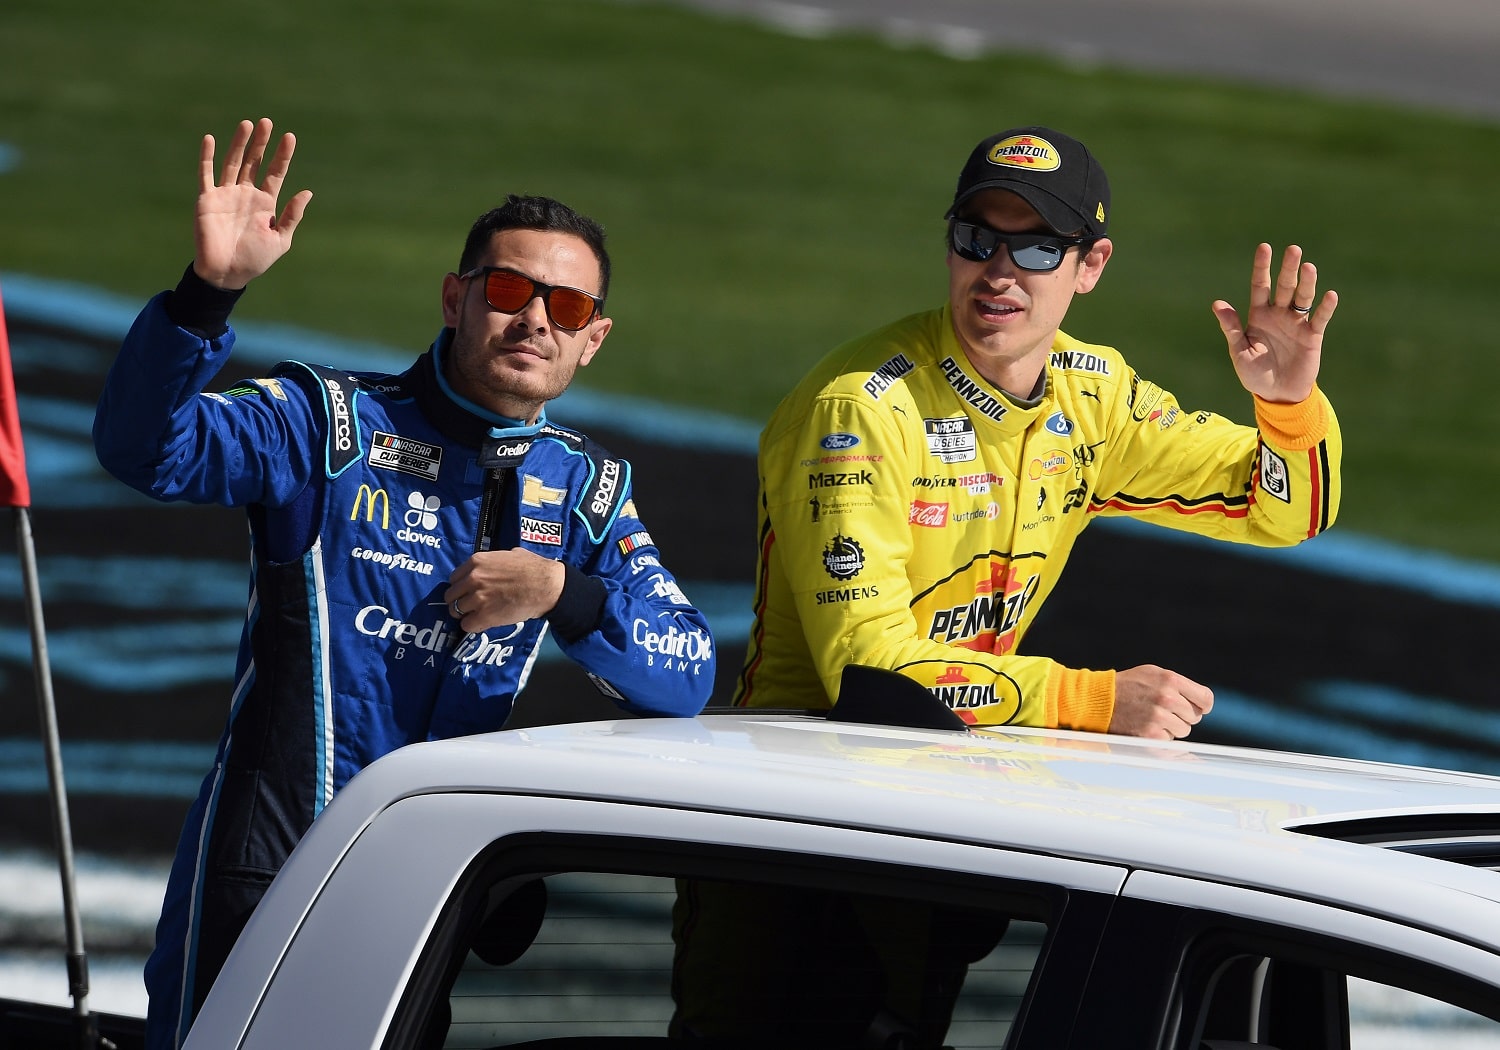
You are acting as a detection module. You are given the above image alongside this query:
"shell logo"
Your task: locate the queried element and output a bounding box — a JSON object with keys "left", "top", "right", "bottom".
{"left": 1028, "top": 450, "right": 1072, "bottom": 479}
{"left": 987, "top": 135, "right": 1060, "bottom": 171}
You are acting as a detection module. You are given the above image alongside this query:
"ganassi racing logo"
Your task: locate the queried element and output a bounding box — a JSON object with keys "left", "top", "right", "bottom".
{"left": 633, "top": 619, "right": 712, "bottom": 672}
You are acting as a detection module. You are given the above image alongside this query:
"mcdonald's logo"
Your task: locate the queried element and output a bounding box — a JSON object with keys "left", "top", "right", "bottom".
{"left": 351, "top": 484, "right": 390, "bottom": 529}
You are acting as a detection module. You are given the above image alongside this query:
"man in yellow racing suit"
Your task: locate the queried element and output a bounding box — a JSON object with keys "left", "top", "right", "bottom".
{"left": 734, "top": 125, "right": 1340, "bottom": 740}
{"left": 672, "top": 125, "right": 1341, "bottom": 1047}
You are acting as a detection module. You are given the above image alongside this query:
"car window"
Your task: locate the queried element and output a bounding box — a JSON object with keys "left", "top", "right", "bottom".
{"left": 1349, "top": 975, "right": 1500, "bottom": 1048}
{"left": 394, "top": 854, "right": 1055, "bottom": 1049}
{"left": 1168, "top": 931, "right": 1500, "bottom": 1050}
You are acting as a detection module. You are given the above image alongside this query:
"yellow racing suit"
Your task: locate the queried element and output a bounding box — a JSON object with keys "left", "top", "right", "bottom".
{"left": 733, "top": 304, "right": 1340, "bottom": 729}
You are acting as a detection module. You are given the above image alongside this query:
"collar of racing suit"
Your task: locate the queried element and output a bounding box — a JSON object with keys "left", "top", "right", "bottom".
{"left": 404, "top": 328, "right": 548, "bottom": 448}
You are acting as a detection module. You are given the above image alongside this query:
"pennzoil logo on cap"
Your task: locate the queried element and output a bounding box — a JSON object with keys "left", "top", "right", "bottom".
{"left": 987, "top": 135, "right": 1061, "bottom": 172}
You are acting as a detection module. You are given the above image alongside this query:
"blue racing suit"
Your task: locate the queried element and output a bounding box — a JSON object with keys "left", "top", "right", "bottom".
{"left": 93, "top": 274, "right": 715, "bottom": 1048}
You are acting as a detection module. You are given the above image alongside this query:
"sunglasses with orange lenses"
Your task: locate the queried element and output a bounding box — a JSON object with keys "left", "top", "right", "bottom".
{"left": 459, "top": 267, "right": 603, "bottom": 331}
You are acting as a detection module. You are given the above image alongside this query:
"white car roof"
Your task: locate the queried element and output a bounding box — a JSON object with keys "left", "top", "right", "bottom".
{"left": 325, "top": 714, "right": 1500, "bottom": 943}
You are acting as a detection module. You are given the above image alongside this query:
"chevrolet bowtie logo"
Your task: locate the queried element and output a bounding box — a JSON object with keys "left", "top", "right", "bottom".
{"left": 521, "top": 475, "right": 567, "bottom": 507}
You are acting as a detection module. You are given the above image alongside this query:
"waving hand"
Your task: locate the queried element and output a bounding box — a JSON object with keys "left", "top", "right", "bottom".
{"left": 193, "top": 117, "right": 313, "bottom": 290}
{"left": 1211, "top": 243, "right": 1337, "bottom": 404}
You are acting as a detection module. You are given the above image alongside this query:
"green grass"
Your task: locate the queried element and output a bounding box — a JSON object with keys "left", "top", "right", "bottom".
{"left": 3, "top": 0, "right": 1499, "bottom": 559}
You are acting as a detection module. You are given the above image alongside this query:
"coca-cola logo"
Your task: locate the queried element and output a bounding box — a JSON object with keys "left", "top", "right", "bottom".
{"left": 908, "top": 500, "right": 949, "bottom": 528}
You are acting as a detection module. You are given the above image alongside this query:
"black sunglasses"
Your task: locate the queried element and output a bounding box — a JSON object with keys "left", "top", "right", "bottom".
{"left": 948, "top": 220, "right": 1092, "bottom": 273}
{"left": 459, "top": 267, "right": 603, "bottom": 331}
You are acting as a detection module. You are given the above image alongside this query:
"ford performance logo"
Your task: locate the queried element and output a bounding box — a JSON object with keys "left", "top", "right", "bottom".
{"left": 820, "top": 433, "right": 860, "bottom": 451}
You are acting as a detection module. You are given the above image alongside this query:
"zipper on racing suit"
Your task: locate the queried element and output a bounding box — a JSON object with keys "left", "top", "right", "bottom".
{"left": 475, "top": 434, "right": 536, "bottom": 552}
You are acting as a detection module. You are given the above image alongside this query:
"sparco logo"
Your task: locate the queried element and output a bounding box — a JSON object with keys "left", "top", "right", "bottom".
{"left": 590, "top": 459, "right": 622, "bottom": 516}
{"left": 862, "top": 353, "right": 915, "bottom": 399}
{"left": 633, "top": 620, "right": 713, "bottom": 669}
{"left": 326, "top": 379, "right": 353, "bottom": 452}
{"left": 822, "top": 534, "right": 865, "bottom": 580}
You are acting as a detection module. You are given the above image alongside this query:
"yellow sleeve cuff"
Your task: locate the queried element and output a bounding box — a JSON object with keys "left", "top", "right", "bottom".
{"left": 1253, "top": 386, "right": 1330, "bottom": 451}
{"left": 1045, "top": 665, "right": 1116, "bottom": 732}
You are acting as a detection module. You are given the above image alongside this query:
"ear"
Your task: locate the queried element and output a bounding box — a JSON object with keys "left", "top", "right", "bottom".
{"left": 441, "top": 272, "right": 466, "bottom": 328}
{"left": 1075, "top": 238, "right": 1113, "bottom": 295}
{"left": 576, "top": 315, "right": 612, "bottom": 369}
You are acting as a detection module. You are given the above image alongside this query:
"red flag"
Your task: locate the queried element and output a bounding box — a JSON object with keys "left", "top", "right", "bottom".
{"left": 0, "top": 281, "right": 31, "bottom": 507}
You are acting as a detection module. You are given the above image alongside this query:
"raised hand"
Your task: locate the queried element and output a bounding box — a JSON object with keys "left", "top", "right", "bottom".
{"left": 193, "top": 117, "right": 313, "bottom": 290}
{"left": 1211, "top": 243, "right": 1337, "bottom": 404}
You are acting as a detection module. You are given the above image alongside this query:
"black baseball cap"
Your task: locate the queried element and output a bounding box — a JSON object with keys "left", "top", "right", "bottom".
{"left": 945, "top": 126, "right": 1110, "bottom": 238}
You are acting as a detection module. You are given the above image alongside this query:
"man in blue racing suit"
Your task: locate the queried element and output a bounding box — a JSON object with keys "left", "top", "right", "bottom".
{"left": 92, "top": 117, "right": 715, "bottom": 1049}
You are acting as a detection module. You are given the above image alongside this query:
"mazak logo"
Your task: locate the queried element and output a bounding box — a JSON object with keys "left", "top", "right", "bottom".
{"left": 522, "top": 475, "right": 566, "bottom": 507}
{"left": 909, "top": 500, "right": 949, "bottom": 528}
{"left": 862, "top": 353, "right": 916, "bottom": 399}
{"left": 633, "top": 620, "right": 712, "bottom": 671}
{"left": 822, "top": 534, "right": 865, "bottom": 580}
{"left": 590, "top": 459, "right": 622, "bottom": 516}
{"left": 820, "top": 433, "right": 860, "bottom": 450}
{"left": 808, "top": 469, "right": 874, "bottom": 488}
{"left": 350, "top": 484, "right": 390, "bottom": 528}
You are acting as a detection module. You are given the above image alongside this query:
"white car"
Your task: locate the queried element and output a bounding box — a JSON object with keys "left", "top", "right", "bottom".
{"left": 183, "top": 702, "right": 1500, "bottom": 1050}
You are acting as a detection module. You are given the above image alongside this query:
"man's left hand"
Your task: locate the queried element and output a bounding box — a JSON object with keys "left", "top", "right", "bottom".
{"left": 445, "top": 549, "right": 565, "bottom": 632}
{"left": 1212, "top": 243, "right": 1337, "bottom": 404}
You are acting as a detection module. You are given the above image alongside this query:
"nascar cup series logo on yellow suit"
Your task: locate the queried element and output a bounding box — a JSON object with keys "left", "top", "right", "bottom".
{"left": 987, "top": 135, "right": 1060, "bottom": 171}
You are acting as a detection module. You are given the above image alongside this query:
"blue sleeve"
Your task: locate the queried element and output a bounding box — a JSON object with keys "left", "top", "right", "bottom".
{"left": 92, "top": 293, "right": 318, "bottom": 508}
{"left": 551, "top": 478, "right": 715, "bottom": 718}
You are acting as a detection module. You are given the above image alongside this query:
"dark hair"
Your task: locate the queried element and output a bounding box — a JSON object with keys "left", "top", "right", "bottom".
{"left": 460, "top": 194, "right": 611, "bottom": 305}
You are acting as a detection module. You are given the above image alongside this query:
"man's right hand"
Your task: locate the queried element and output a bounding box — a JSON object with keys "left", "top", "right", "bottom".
{"left": 1108, "top": 664, "right": 1214, "bottom": 740}
{"left": 193, "top": 117, "right": 313, "bottom": 291}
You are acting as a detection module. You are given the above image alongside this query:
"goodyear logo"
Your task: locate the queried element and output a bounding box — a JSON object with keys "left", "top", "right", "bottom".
{"left": 987, "top": 135, "right": 1060, "bottom": 172}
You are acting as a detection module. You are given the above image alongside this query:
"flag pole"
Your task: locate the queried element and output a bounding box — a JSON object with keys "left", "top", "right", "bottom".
{"left": 14, "top": 505, "right": 99, "bottom": 1048}
{"left": 2, "top": 279, "right": 99, "bottom": 1047}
